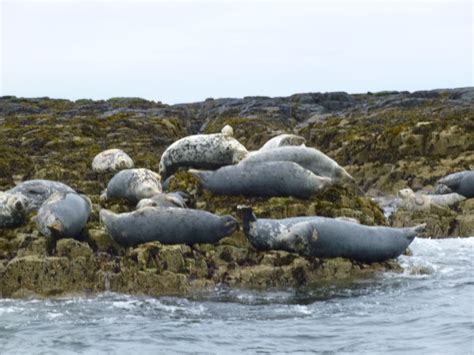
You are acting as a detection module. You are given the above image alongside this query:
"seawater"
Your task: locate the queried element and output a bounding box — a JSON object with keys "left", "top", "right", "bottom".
{"left": 0, "top": 237, "right": 473, "bottom": 354}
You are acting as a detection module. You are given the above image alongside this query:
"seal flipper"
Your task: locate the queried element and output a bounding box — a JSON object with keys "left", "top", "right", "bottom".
{"left": 236, "top": 205, "right": 257, "bottom": 235}
{"left": 276, "top": 222, "right": 318, "bottom": 256}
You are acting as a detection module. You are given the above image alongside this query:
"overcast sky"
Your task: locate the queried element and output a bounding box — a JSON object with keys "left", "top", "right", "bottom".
{"left": 0, "top": 0, "right": 472, "bottom": 103}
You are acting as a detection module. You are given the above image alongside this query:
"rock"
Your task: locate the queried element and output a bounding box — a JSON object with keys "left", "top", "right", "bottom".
{"left": 56, "top": 239, "right": 93, "bottom": 259}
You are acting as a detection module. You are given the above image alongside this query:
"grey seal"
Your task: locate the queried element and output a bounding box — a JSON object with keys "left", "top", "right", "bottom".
{"left": 190, "top": 161, "right": 332, "bottom": 199}
{"left": 238, "top": 206, "right": 424, "bottom": 263}
{"left": 92, "top": 148, "right": 134, "bottom": 173}
{"left": 434, "top": 171, "right": 474, "bottom": 198}
{"left": 136, "top": 191, "right": 189, "bottom": 209}
{"left": 0, "top": 192, "right": 29, "bottom": 228}
{"left": 7, "top": 179, "right": 76, "bottom": 212}
{"left": 100, "top": 207, "right": 238, "bottom": 247}
{"left": 105, "top": 168, "right": 162, "bottom": 204}
{"left": 398, "top": 188, "right": 466, "bottom": 211}
{"left": 37, "top": 192, "right": 91, "bottom": 239}
{"left": 159, "top": 126, "right": 249, "bottom": 180}
{"left": 259, "top": 134, "right": 306, "bottom": 151}
{"left": 241, "top": 146, "right": 353, "bottom": 182}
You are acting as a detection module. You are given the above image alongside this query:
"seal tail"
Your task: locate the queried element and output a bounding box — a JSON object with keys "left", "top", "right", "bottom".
{"left": 236, "top": 205, "right": 257, "bottom": 235}
{"left": 405, "top": 223, "right": 427, "bottom": 241}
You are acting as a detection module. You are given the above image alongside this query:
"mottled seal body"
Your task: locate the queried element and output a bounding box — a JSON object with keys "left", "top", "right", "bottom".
{"left": 435, "top": 171, "right": 474, "bottom": 198}
{"left": 0, "top": 192, "right": 29, "bottom": 228}
{"left": 92, "top": 148, "right": 134, "bottom": 173}
{"left": 259, "top": 134, "right": 306, "bottom": 151}
{"left": 100, "top": 207, "right": 238, "bottom": 247}
{"left": 191, "top": 161, "right": 332, "bottom": 199}
{"left": 37, "top": 192, "right": 91, "bottom": 238}
{"left": 106, "top": 168, "right": 162, "bottom": 204}
{"left": 398, "top": 188, "right": 466, "bottom": 211}
{"left": 159, "top": 127, "right": 249, "bottom": 180}
{"left": 241, "top": 146, "right": 353, "bottom": 182}
{"left": 136, "top": 191, "right": 189, "bottom": 209}
{"left": 239, "top": 207, "right": 423, "bottom": 263}
{"left": 7, "top": 180, "right": 76, "bottom": 212}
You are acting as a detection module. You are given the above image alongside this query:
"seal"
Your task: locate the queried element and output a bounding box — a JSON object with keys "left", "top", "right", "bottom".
{"left": 136, "top": 191, "right": 189, "bottom": 209}
{"left": 7, "top": 179, "right": 76, "bottom": 212}
{"left": 36, "top": 192, "right": 91, "bottom": 239}
{"left": 398, "top": 188, "right": 466, "bottom": 211}
{"left": 190, "top": 161, "right": 332, "bottom": 199}
{"left": 105, "top": 168, "right": 162, "bottom": 204}
{"left": 238, "top": 206, "right": 424, "bottom": 263}
{"left": 159, "top": 125, "right": 249, "bottom": 180}
{"left": 92, "top": 148, "right": 134, "bottom": 173}
{"left": 241, "top": 146, "right": 353, "bottom": 182}
{"left": 0, "top": 192, "right": 29, "bottom": 228}
{"left": 259, "top": 134, "right": 306, "bottom": 151}
{"left": 434, "top": 171, "right": 474, "bottom": 198}
{"left": 100, "top": 207, "right": 238, "bottom": 247}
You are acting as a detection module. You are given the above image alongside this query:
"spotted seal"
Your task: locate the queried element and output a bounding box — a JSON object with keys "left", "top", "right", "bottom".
{"left": 241, "top": 146, "right": 353, "bottom": 182}
{"left": 36, "top": 192, "right": 91, "bottom": 239}
{"left": 434, "top": 171, "right": 474, "bottom": 198}
{"left": 7, "top": 180, "right": 76, "bottom": 212}
{"left": 398, "top": 188, "right": 466, "bottom": 211}
{"left": 100, "top": 207, "right": 238, "bottom": 247}
{"left": 159, "top": 125, "right": 248, "bottom": 180}
{"left": 104, "top": 168, "right": 162, "bottom": 204}
{"left": 238, "top": 206, "right": 424, "bottom": 263}
{"left": 259, "top": 134, "right": 306, "bottom": 151}
{"left": 92, "top": 148, "right": 134, "bottom": 173}
{"left": 136, "top": 191, "right": 189, "bottom": 209}
{"left": 0, "top": 192, "right": 29, "bottom": 228}
{"left": 190, "top": 161, "right": 332, "bottom": 199}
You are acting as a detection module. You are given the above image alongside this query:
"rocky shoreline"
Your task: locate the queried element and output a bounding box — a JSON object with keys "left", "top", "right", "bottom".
{"left": 0, "top": 88, "right": 473, "bottom": 298}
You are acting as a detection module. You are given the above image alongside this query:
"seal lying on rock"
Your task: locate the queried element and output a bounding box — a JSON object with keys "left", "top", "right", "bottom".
{"left": 136, "top": 191, "right": 189, "bottom": 209}
{"left": 100, "top": 207, "right": 238, "bottom": 247}
{"left": 190, "top": 161, "right": 332, "bottom": 199}
{"left": 104, "top": 168, "right": 162, "bottom": 204}
{"left": 434, "top": 171, "right": 474, "bottom": 198}
{"left": 238, "top": 206, "right": 424, "bottom": 263}
{"left": 36, "top": 192, "right": 91, "bottom": 239}
{"left": 241, "top": 146, "right": 353, "bottom": 182}
{"left": 0, "top": 192, "right": 29, "bottom": 228}
{"left": 398, "top": 188, "right": 466, "bottom": 211}
{"left": 259, "top": 134, "right": 306, "bottom": 151}
{"left": 7, "top": 180, "right": 76, "bottom": 212}
{"left": 92, "top": 148, "right": 134, "bottom": 173}
{"left": 159, "top": 125, "right": 248, "bottom": 180}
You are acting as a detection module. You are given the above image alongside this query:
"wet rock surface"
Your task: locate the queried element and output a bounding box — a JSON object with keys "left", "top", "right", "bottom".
{"left": 0, "top": 88, "right": 473, "bottom": 297}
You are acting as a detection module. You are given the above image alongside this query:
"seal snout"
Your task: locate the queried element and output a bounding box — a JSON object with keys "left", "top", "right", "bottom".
{"left": 221, "top": 215, "right": 239, "bottom": 235}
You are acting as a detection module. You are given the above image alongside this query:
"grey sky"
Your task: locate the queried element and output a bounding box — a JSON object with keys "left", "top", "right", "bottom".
{"left": 1, "top": 0, "right": 472, "bottom": 104}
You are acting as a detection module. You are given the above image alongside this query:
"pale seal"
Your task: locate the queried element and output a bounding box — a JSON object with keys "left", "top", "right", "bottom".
{"left": 36, "top": 192, "right": 91, "bottom": 239}
{"left": 136, "top": 191, "right": 189, "bottom": 209}
{"left": 0, "top": 192, "right": 29, "bottom": 228}
{"left": 100, "top": 207, "right": 238, "bottom": 247}
{"left": 92, "top": 148, "right": 134, "bottom": 173}
{"left": 105, "top": 168, "right": 162, "bottom": 204}
{"left": 7, "top": 179, "right": 76, "bottom": 212}
{"left": 190, "top": 161, "right": 332, "bottom": 199}
{"left": 434, "top": 171, "right": 474, "bottom": 198}
{"left": 259, "top": 134, "right": 306, "bottom": 151}
{"left": 241, "top": 146, "right": 353, "bottom": 182}
{"left": 238, "top": 206, "right": 424, "bottom": 263}
{"left": 159, "top": 126, "right": 249, "bottom": 180}
{"left": 398, "top": 188, "right": 466, "bottom": 211}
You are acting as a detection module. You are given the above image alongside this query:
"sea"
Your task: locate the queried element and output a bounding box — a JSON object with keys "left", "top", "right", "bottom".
{"left": 0, "top": 237, "right": 473, "bottom": 354}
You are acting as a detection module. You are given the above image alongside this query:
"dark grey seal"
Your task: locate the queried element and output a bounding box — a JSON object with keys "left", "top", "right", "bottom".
{"left": 7, "top": 179, "right": 76, "bottom": 212}
{"left": 238, "top": 206, "right": 425, "bottom": 263}
{"left": 37, "top": 192, "right": 91, "bottom": 239}
{"left": 241, "top": 146, "right": 353, "bottom": 182}
{"left": 100, "top": 207, "right": 238, "bottom": 247}
{"left": 435, "top": 171, "right": 474, "bottom": 198}
{"left": 105, "top": 168, "right": 162, "bottom": 204}
{"left": 0, "top": 192, "right": 29, "bottom": 228}
{"left": 136, "top": 191, "right": 189, "bottom": 209}
{"left": 190, "top": 161, "right": 332, "bottom": 199}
